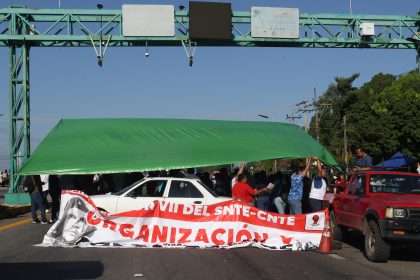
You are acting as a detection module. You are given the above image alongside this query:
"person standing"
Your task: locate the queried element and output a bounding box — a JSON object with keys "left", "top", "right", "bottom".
{"left": 287, "top": 157, "right": 311, "bottom": 215}
{"left": 232, "top": 174, "right": 268, "bottom": 205}
{"left": 48, "top": 175, "right": 61, "bottom": 223}
{"left": 354, "top": 148, "right": 373, "bottom": 171}
{"left": 5, "top": 169, "right": 10, "bottom": 187}
{"left": 1, "top": 169, "right": 8, "bottom": 188}
{"left": 274, "top": 196, "right": 287, "bottom": 214}
{"left": 40, "top": 174, "right": 50, "bottom": 212}
{"left": 24, "top": 175, "right": 48, "bottom": 224}
{"left": 308, "top": 157, "right": 327, "bottom": 212}
{"left": 271, "top": 172, "right": 287, "bottom": 214}
{"left": 59, "top": 175, "right": 79, "bottom": 190}
{"left": 185, "top": 168, "right": 199, "bottom": 179}
{"left": 254, "top": 171, "right": 270, "bottom": 211}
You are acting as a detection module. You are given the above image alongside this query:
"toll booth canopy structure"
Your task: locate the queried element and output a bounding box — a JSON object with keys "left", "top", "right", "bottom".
{"left": 0, "top": 3, "right": 419, "bottom": 204}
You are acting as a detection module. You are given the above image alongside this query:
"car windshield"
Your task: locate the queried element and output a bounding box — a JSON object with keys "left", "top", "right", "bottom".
{"left": 112, "top": 179, "right": 146, "bottom": 195}
{"left": 369, "top": 174, "right": 420, "bottom": 194}
{"left": 197, "top": 181, "right": 218, "bottom": 197}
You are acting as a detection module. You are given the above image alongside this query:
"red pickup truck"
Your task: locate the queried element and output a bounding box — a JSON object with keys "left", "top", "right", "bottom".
{"left": 331, "top": 170, "right": 420, "bottom": 262}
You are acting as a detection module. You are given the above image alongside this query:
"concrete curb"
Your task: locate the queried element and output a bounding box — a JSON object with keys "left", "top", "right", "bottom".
{"left": 0, "top": 204, "right": 31, "bottom": 220}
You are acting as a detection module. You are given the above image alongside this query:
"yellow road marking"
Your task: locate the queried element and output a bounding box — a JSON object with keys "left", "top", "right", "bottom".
{"left": 0, "top": 218, "right": 33, "bottom": 231}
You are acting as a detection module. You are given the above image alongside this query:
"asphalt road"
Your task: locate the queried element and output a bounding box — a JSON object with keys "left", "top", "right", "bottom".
{"left": 0, "top": 213, "right": 419, "bottom": 280}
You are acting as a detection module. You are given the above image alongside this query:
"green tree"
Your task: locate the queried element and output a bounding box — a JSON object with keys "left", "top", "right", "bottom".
{"left": 369, "top": 72, "right": 420, "bottom": 159}
{"left": 310, "top": 72, "right": 420, "bottom": 166}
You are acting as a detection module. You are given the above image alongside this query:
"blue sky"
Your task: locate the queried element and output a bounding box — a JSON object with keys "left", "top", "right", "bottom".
{"left": 0, "top": 0, "right": 419, "bottom": 169}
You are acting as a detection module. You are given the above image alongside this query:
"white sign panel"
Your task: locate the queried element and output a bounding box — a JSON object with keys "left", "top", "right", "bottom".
{"left": 122, "top": 5, "right": 175, "bottom": 37}
{"left": 251, "top": 7, "right": 299, "bottom": 38}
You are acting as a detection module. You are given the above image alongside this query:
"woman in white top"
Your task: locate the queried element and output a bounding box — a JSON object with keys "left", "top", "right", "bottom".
{"left": 309, "top": 157, "right": 327, "bottom": 212}
{"left": 40, "top": 174, "right": 50, "bottom": 211}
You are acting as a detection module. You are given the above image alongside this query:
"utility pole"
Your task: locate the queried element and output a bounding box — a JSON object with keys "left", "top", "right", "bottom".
{"left": 286, "top": 107, "right": 301, "bottom": 124}
{"left": 297, "top": 103, "right": 314, "bottom": 132}
{"left": 314, "top": 88, "right": 320, "bottom": 141}
{"left": 343, "top": 115, "right": 349, "bottom": 179}
{"left": 312, "top": 87, "right": 332, "bottom": 141}
{"left": 258, "top": 114, "right": 277, "bottom": 173}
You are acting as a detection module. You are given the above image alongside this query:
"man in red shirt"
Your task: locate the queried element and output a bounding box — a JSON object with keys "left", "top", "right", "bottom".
{"left": 232, "top": 174, "right": 268, "bottom": 205}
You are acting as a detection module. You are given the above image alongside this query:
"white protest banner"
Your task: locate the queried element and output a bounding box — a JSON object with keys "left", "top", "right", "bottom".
{"left": 41, "top": 190, "right": 326, "bottom": 250}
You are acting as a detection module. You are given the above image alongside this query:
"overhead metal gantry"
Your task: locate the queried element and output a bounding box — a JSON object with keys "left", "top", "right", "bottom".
{"left": 0, "top": 6, "right": 419, "bottom": 204}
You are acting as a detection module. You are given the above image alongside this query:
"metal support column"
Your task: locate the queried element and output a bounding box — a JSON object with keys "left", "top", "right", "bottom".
{"left": 5, "top": 12, "right": 31, "bottom": 204}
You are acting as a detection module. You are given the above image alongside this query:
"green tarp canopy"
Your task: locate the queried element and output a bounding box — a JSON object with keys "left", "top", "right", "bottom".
{"left": 18, "top": 118, "right": 338, "bottom": 175}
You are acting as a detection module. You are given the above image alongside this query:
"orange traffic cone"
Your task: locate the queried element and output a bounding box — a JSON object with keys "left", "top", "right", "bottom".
{"left": 318, "top": 211, "right": 332, "bottom": 254}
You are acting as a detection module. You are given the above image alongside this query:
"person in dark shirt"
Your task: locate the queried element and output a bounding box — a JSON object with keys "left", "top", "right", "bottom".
{"left": 24, "top": 175, "right": 48, "bottom": 224}
{"left": 270, "top": 172, "right": 288, "bottom": 214}
{"left": 48, "top": 175, "right": 61, "bottom": 223}
{"left": 354, "top": 148, "right": 373, "bottom": 171}
{"left": 254, "top": 171, "right": 270, "bottom": 211}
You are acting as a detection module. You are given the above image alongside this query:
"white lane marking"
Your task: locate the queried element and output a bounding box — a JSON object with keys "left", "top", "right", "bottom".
{"left": 329, "top": 254, "right": 346, "bottom": 260}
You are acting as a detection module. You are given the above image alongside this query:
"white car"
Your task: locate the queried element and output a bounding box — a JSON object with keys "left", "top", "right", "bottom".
{"left": 90, "top": 177, "right": 231, "bottom": 214}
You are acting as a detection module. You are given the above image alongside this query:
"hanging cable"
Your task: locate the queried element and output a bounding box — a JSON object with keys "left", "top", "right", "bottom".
{"left": 145, "top": 41, "right": 149, "bottom": 58}
{"left": 88, "top": 34, "right": 112, "bottom": 67}
{"left": 181, "top": 39, "right": 197, "bottom": 67}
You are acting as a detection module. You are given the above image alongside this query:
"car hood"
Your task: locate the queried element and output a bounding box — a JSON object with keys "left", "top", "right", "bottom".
{"left": 211, "top": 196, "right": 232, "bottom": 202}
{"left": 90, "top": 194, "right": 117, "bottom": 201}
{"left": 91, "top": 193, "right": 114, "bottom": 198}
{"left": 372, "top": 194, "right": 420, "bottom": 208}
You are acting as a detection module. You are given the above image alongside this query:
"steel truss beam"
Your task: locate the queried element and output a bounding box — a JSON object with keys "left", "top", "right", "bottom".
{"left": 0, "top": 7, "right": 419, "bottom": 198}
{"left": 0, "top": 8, "right": 419, "bottom": 48}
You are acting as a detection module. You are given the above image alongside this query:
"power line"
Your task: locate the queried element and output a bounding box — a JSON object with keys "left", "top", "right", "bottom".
{"left": 296, "top": 102, "right": 314, "bottom": 132}
{"left": 285, "top": 108, "right": 302, "bottom": 124}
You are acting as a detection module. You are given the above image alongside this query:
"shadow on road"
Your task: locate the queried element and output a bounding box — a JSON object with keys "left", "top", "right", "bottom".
{"left": 342, "top": 229, "right": 420, "bottom": 262}
{"left": 0, "top": 261, "right": 104, "bottom": 279}
{"left": 0, "top": 205, "right": 31, "bottom": 219}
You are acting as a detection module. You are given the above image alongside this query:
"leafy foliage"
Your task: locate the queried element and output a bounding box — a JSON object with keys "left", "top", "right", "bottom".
{"left": 309, "top": 72, "right": 420, "bottom": 166}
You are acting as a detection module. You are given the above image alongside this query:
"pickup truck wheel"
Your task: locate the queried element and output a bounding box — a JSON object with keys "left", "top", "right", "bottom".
{"left": 330, "top": 210, "right": 343, "bottom": 241}
{"left": 364, "top": 220, "right": 390, "bottom": 262}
